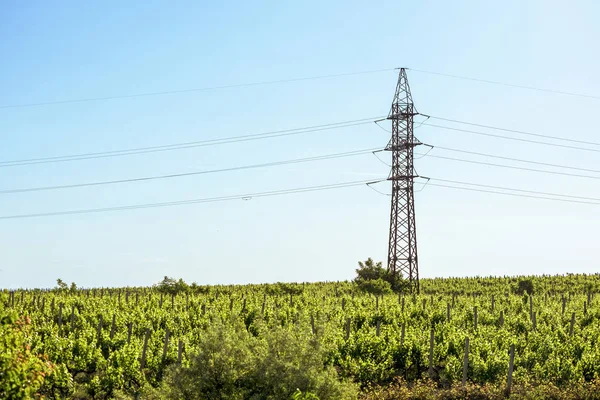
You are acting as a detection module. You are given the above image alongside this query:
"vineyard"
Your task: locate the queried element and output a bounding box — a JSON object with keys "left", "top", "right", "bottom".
{"left": 3, "top": 273, "right": 600, "bottom": 399}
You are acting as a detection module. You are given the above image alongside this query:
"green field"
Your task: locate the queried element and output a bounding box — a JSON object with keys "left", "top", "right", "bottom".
{"left": 3, "top": 274, "right": 600, "bottom": 399}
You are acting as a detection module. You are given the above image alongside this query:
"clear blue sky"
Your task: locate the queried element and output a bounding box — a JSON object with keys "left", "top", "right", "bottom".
{"left": 1, "top": 1, "right": 599, "bottom": 289}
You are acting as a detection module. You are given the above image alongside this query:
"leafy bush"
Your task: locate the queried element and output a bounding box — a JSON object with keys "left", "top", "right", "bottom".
{"left": 0, "top": 311, "right": 55, "bottom": 400}
{"left": 354, "top": 258, "right": 407, "bottom": 294}
{"left": 514, "top": 279, "right": 534, "bottom": 296}
{"left": 154, "top": 276, "right": 189, "bottom": 295}
{"left": 160, "top": 322, "right": 358, "bottom": 399}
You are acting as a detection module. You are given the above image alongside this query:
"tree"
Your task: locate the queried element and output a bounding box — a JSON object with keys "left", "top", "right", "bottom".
{"left": 514, "top": 279, "right": 534, "bottom": 295}
{"left": 354, "top": 258, "right": 407, "bottom": 294}
{"left": 154, "top": 276, "right": 189, "bottom": 295}
{"left": 56, "top": 279, "right": 68, "bottom": 290}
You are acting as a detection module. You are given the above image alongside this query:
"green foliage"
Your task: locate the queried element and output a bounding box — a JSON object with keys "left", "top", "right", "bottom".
{"left": 266, "top": 282, "right": 304, "bottom": 296}
{"left": 56, "top": 278, "right": 68, "bottom": 290}
{"left": 154, "top": 276, "right": 189, "bottom": 295}
{"left": 356, "top": 278, "right": 393, "bottom": 297}
{"left": 354, "top": 258, "right": 407, "bottom": 294}
{"left": 160, "top": 322, "right": 357, "bottom": 399}
{"left": 0, "top": 310, "right": 54, "bottom": 399}
{"left": 3, "top": 273, "right": 600, "bottom": 398}
{"left": 514, "top": 279, "right": 535, "bottom": 296}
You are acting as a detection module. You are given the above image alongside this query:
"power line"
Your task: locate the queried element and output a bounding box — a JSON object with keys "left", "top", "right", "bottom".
{"left": 0, "top": 68, "right": 396, "bottom": 109}
{"left": 418, "top": 153, "right": 600, "bottom": 180}
{"left": 0, "top": 148, "right": 381, "bottom": 195}
{"left": 425, "top": 115, "right": 600, "bottom": 147}
{"left": 429, "top": 178, "right": 600, "bottom": 202}
{"left": 3, "top": 173, "right": 597, "bottom": 221}
{"left": 409, "top": 68, "right": 600, "bottom": 101}
{"left": 427, "top": 182, "right": 600, "bottom": 206}
{"left": 0, "top": 178, "right": 384, "bottom": 220}
{"left": 421, "top": 122, "right": 600, "bottom": 153}
{"left": 1, "top": 116, "right": 384, "bottom": 168}
{"left": 430, "top": 145, "right": 600, "bottom": 174}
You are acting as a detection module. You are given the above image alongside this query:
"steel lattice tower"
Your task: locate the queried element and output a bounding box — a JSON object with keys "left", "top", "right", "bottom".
{"left": 385, "top": 68, "right": 421, "bottom": 292}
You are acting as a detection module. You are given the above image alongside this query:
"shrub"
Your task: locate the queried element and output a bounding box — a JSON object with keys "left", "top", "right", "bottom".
{"left": 160, "top": 322, "right": 358, "bottom": 399}
{"left": 0, "top": 311, "right": 55, "bottom": 399}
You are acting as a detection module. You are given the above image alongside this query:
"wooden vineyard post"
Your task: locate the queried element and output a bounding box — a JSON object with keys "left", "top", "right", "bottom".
{"left": 342, "top": 298, "right": 346, "bottom": 311}
{"left": 57, "top": 303, "right": 63, "bottom": 330}
{"left": 505, "top": 344, "right": 515, "bottom": 397}
{"left": 201, "top": 304, "right": 206, "bottom": 316}
{"left": 376, "top": 296, "right": 379, "bottom": 311}
{"left": 428, "top": 329, "right": 435, "bottom": 378}
{"left": 110, "top": 314, "right": 116, "bottom": 339}
{"left": 229, "top": 298, "right": 234, "bottom": 312}
{"left": 97, "top": 316, "right": 103, "bottom": 345}
{"left": 474, "top": 306, "right": 478, "bottom": 330}
{"left": 345, "top": 318, "right": 351, "bottom": 340}
{"left": 562, "top": 295, "right": 566, "bottom": 315}
{"left": 569, "top": 312, "right": 575, "bottom": 337}
{"left": 376, "top": 320, "right": 381, "bottom": 337}
{"left": 177, "top": 340, "right": 183, "bottom": 364}
{"left": 402, "top": 297, "right": 405, "bottom": 313}
{"left": 422, "top": 298, "right": 426, "bottom": 311}
{"left": 500, "top": 310, "right": 505, "bottom": 328}
{"left": 159, "top": 294, "right": 163, "bottom": 308}
{"left": 452, "top": 293, "right": 455, "bottom": 308}
{"left": 163, "top": 329, "right": 170, "bottom": 360}
{"left": 70, "top": 305, "right": 75, "bottom": 331}
{"left": 118, "top": 291, "right": 121, "bottom": 304}
{"left": 401, "top": 322, "right": 406, "bottom": 345}
{"left": 584, "top": 301, "right": 587, "bottom": 315}
{"left": 242, "top": 298, "right": 247, "bottom": 312}
{"left": 492, "top": 295, "right": 495, "bottom": 312}
{"left": 532, "top": 311, "right": 536, "bottom": 331}
{"left": 136, "top": 292, "right": 139, "bottom": 306}
{"left": 529, "top": 295, "right": 533, "bottom": 321}
{"left": 290, "top": 293, "right": 293, "bottom": 307}
{"left": 140, "top": 329, "right": 151, "bottom": 370}
{"left": 587, "top": 292, "right": 591, "bottom": 306}
{"left": 462, "top": 337, "right": 469, "bottom": 387}
{"left": 127, "top": 323, "right": 133, "bottom": 344}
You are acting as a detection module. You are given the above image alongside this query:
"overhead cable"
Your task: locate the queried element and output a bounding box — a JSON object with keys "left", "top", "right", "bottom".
{"left": 1, "top": 117, "right": 384, "bottom": 168}
{"left": 409, "top": 68, "right": 600, "bottom": 100}
{"left": 0, "top": 179, "right": 384, "bottom": 220}
{"left": 0, "top": 68, "right": 395, "bottom": 109}
{"left": 0, "top": 148, "right": 381, "bottom": 194}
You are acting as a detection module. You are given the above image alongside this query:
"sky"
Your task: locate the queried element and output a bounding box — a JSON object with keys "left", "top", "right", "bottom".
{"left": 1, "top": 1, "right": 599, "bottom": 289}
